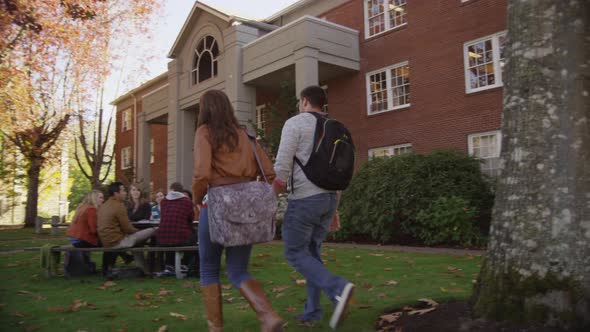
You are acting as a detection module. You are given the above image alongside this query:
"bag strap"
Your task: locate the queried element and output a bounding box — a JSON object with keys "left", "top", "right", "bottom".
{"left": 245, "top": 130, "right": 269, "bottom": 183}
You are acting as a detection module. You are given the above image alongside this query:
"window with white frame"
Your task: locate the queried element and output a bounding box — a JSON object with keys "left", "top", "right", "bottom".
{"left": 464, "top": 32, "right": 506, "bottom": 93}
{"left": 121, "top": 108, "right": 132, "bottom": 132}
{"left": 255, "top": 105, "right": 266, "bottom": 132}
{"left": 192, "top": 35, "right": 219, "bottom": 85}
{"left": 121, "top": 146, "right": 132, "bottom": 170}
{"left": 468, "top": 131, "right": 502, "bottom": 176}
{"left": 367, "top": 62, "right": 410, "bottom": 115}
{"left": 369, "top": 143, "right": 413, "bottom": 159}
{"left": 364, "top": 0, "right": 407, "bottom": 38}
{"left": 150, "top": 139, "right": 154, "bottom": 164}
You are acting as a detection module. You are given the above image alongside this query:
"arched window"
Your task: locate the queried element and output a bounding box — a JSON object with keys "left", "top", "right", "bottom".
{"left": 192, "top": 35, "right": 219, "bottom": 84}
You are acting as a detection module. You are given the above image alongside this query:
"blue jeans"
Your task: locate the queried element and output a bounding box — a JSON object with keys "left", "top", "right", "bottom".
{"left": 282, "top": 193, "right": 348, "bottom": 321}
{"left": 198, "top": 206, "right": 253, "bottom": 288}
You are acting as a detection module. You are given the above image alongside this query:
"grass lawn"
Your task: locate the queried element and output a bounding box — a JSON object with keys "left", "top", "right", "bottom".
{"left": 0, "top": 228, "right": 481, "bottom": 331}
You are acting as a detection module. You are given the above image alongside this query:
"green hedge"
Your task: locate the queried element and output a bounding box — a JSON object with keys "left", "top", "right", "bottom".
{"left": 334, "top": 149, "right": 494, "bottom": 246}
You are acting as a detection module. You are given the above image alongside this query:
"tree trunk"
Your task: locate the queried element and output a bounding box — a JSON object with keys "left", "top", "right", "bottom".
{"left": 24, "top": 159, "right": 42, "bottom": 227}
{"left": 471, "top": 0, "right": 590, "bottom": 328}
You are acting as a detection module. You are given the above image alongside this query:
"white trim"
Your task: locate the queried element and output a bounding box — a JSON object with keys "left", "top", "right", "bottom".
{"left": 369, "top": 143, "right": 413, "bottom": 159}
{"left": 141, "top": 83, "right": 169, "bottom": 100}
{"left": 366, "top": 61, "right": 410, "bottom": 115}
{"left": 364, "top": 0, "right": 408, "bottom": 39}
{"left": 167, "top": 2, "right": 231, "bottom": 58}
{"left": 121, "top": 108, "right": 133, "bottom": 132}
{"left": 121, "top": 146, "right": 132, "bottom": 170}
{"left": 255, "top": 104, "right": 266, "bottom": 132}
{"left": 467, "top": 130, "right": 501, "bottom": 158}
{"left": 150, "top": 138, "right": 155, "bottom": 164}
{"left": 463, "top": 31, "right": 507, "bottom": 94}
{"left": 243, "top": 15, "right": 359, "bottom": 49}
{"left": 264, "top": 0, "right": 313, "bottom": 23}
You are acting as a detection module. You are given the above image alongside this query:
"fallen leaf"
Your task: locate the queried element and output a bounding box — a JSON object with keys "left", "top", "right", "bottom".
{"left": 295, "top": 279, "right": 306, "bottom": 286}
{"left": 271, "top": 285, "right": 290, "bottom": 293}
{"left": 286, "top": 306, "right": 297, "bottom": 313}
{"left": 370, "top": 254, "right": 384, "bottom": 257}
{"left": 175, "top": 298, "right": 184, "bottom": 303}
{"left": 134, "top": 293, "right": 153, "bottom": 300}
{"left": 380, "top": 312, "right": 401, "bottom": 323}
{"left": 408, "top": 307, "right": 436, "bottom": 315}
{"left": 359, "top": 304, "right": 372, "bottom": 309}
{"left": 158, "top": 289, "right": 174, "bottom": 296}
{"left": 355, "top": 273, "right": 362, "bottom": 277}
{"left": 450, "top": 282, "right": 457, "bottom": 286}
{"left": 157, "top": 325, "right": 168, "bottom": 332}
{"left": 221, "top": 284, "right": 232, "bottom": 290}
{"left": 169, "top": 312, "right": 187, "bottom": 320}
{"left": 447, "top": 266, "right": 462, "bottom": 272}
{"left": 384, "top": 268, "right": 392, "bottom": 271}
{"left": 12, "top": 311, "right": 25, "bottom": 317}
{"left": 385, "top": 280, "right": 398, "bottom": 286}
{"left": 24, "top": 324, "right": 40, "bottom": 331}
{"left": 115, "top": 328, "right": 128, "bottom": 332}
{"left": 6, "top": 263, "right": 19, "bottom": 267}
{"left": 224, "top": 297, "right": 235, "bottom": 303}
{"left": 377, "top": 293, "right": 387, "bottom": 298}
{"left": 418, "top": 298, "right": 439, "bottom": 307}
{"left": 152, "top": 318, "right": 164, "bottom": 322}
{"left": 68, "top": 299, "right": 87, "bottom": 312}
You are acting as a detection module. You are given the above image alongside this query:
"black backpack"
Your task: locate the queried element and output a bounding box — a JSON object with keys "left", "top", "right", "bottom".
{"left": 294, "top": 112, "right": 355, "bottom": 190}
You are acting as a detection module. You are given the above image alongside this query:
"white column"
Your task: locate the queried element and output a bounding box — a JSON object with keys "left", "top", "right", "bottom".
{"left": 223, "top": 24, "right": 259, "bottom": 127}
{"left": 294, "top": 47, "right": 319, "bottom": 96}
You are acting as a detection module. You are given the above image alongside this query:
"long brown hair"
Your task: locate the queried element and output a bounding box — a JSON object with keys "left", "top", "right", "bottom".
{"left": 197, "top": 89, "right": 241, "bottom": 151}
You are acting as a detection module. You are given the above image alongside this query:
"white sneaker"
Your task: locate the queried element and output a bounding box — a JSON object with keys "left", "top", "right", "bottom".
{"left": 329, "top": 282, "right": 355, "bottom": 329}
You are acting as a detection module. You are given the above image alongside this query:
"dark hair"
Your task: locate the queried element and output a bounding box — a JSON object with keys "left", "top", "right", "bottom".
{"left": 108, "top": 181, "right": 124, "bottom": 197}
{"left": 300, "top": 85, "right": 327, "bottom": 110}
{"left": 182, "top": 190, "right": 193, "bottom": 201}
{"left": 197, "top": 89, "right": 241, "bottom": 151}
{"left": 170, "top": 182, "right": 184, "bottom": 192}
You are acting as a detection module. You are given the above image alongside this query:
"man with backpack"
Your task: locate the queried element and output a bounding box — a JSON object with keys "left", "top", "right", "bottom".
{"left": 273, "top": 85, "right": 355, "bottom": 329}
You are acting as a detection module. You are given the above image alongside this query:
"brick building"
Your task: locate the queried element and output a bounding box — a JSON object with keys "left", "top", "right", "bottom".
{"left": 112, "top": 0, "right": 507, "bottom": 194}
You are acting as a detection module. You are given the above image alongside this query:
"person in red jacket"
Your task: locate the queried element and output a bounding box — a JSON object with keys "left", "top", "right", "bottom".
{"left": 155, "top": 182, "right": 196, "bottom": 276}
{"left": 66, "top": 190, "right": 104, "bottom": 269}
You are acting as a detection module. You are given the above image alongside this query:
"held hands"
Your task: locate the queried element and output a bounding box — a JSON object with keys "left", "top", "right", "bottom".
{"left": 272, "top": 178, "right": 287, "bottom": 196}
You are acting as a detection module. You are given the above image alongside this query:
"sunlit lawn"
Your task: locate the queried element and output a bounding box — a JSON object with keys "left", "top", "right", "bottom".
{"left": 0, "top": 228, "right": 481, "bottom": 331}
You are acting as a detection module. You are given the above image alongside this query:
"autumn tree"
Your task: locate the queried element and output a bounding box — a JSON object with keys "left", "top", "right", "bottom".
{"left": 0, "top": 0, "right": 160, "bottom": 226}
{"left": 471, "top": 0, "right": 589, "bottom": 328}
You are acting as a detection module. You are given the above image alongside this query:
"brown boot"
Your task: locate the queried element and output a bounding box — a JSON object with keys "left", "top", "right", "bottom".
{"left": 239, "top": 279, "right": 284, "bottom": 332}
{"left": 201, "top": 284, "right": 223, "bottom": 332}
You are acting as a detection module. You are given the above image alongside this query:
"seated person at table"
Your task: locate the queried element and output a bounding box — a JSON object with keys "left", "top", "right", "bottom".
{"left": 127, "top": 183, "right": 151, "bottom": 221}
{"left": 66, "top": 189, "right": 104, "bottom": 271}
{"left": 98, "top": 182, "right": 157, "bottom": 274}
{"left": 151, "top": 190, "right": 165, "bottom": 220}
{"left": 155, "top": 182, "right": 196, "bottom": 276}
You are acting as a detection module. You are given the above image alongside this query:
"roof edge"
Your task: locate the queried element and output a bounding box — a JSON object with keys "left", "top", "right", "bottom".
{"left": 110, "top": 72, "right": 168, "bottom": 106}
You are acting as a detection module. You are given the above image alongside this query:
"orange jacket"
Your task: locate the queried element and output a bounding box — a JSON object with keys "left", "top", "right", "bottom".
{"left": 192, "top": 126, "right": 276, "bottom": 205}
{"left": 66, "top": 205, "right": 99, "bottom": 246}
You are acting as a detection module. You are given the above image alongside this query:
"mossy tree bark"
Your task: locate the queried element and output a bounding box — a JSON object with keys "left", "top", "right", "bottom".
{"left": 471, "top": 0, "right": 590, "bottom": 328}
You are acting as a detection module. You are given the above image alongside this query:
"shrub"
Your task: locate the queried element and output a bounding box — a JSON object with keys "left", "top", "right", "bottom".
{"left": 336, "top": 149, "right": 494, "bottom": 245}
{"left": 409, "top": 196, "right": 480, "bottom": 246}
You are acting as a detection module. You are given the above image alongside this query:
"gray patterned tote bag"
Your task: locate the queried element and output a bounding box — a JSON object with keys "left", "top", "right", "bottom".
{"left": 207, "top": 136, "right": 277, "bottom": 247}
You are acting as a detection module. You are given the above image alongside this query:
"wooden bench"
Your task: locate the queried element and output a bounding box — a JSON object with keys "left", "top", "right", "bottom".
{"left": 24, "top": 245, "right": 199, "bottom": 279}
{"left": 34, "top": 216, "right": 71, "bottom": 235}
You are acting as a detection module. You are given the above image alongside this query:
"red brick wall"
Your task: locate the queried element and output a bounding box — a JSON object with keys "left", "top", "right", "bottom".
{"left": 115, "top": 94, "right": 168, "bottom": 197}
{"left": 320, "top": 0, "right": 507, "bottom": 164}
